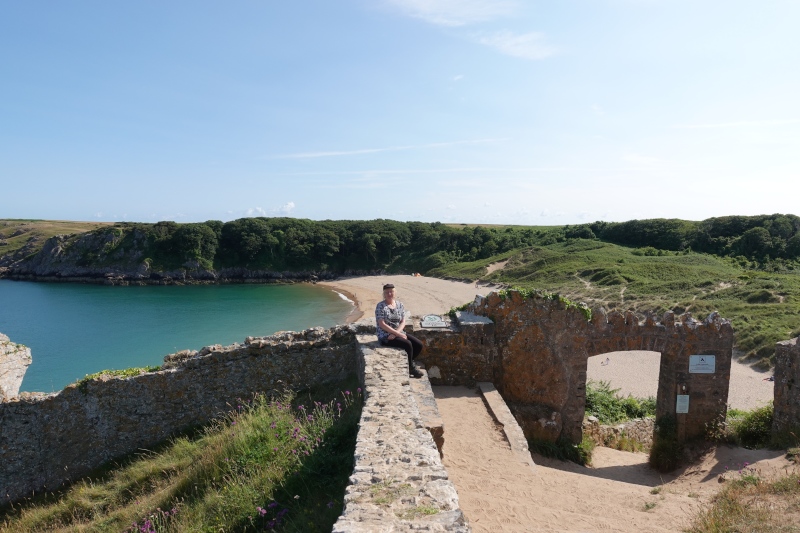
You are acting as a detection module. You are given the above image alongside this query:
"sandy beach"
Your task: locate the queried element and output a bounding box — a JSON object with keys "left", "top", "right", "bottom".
{"left": 319, "top": 274, "right": 786, "bottom": 532}
{"left": 318, "top": 274, "right": 500, "bottom": 324}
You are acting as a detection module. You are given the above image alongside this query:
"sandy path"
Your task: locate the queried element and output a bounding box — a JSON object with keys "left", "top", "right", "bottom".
{"left": 434, "top": 386, "right": 702, "bottom": 532}
{"left": 434, "top": 386, "right": 796, "bottom": 533}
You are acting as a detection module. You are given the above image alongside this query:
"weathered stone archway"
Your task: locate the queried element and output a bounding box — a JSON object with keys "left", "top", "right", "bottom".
{"left": 417, "top": 290, "right": 734, "bottom": 445}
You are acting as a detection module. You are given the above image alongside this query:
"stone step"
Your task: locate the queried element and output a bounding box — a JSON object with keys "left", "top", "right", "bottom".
{"left": 477, "top": 382, "right": 536, "bottom": 470}
{"left": 409, "top": 363, "right": 445, "bottom": 457}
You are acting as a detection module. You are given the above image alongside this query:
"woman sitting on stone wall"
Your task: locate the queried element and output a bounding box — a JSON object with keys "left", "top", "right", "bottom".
{"left": 375, "top": 283, "right": 424, "bottom": 378}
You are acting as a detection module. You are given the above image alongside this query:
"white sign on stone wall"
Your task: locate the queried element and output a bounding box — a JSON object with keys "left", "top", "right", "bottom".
{"left": 420, "top": 314, "right": 447, "bottom": 328}
{"left": 676, "top": 395, "right": 690, "bottom": 414}
{"left": 689, "top": 355, "right": 716, "bottom": 374}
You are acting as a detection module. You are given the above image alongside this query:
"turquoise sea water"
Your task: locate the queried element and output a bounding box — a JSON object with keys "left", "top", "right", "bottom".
{"left": 0, "top": 280, "right": 353, "bottom": 393}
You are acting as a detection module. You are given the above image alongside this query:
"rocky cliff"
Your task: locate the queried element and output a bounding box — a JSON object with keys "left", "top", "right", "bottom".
{"left": 1, "top": 230, "right": 347, "bottom": 285}
{"left": 0, "top": 333, "right": 32, "bottom": 401}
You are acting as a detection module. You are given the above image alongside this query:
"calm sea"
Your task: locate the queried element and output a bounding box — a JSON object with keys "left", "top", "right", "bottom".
{"left": 0, "top": 280, "right": 354, "bottom": 393}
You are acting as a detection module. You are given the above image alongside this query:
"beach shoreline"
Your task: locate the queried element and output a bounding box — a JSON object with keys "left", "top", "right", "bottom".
{"left": 321, "top": 284, "right": 364, "bottom": 323}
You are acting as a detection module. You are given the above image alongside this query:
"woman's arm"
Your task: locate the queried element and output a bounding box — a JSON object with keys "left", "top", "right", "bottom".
{"left": 377, "top": 318, "right": 407, "bottom": 340}
{"left": 396, "top": 303, "right": 407, "bottom": 336}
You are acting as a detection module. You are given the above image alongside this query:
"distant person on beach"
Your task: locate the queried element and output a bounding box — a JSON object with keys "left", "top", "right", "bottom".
{"left": 375, "top": 283, "right": 424, "bottom": 378}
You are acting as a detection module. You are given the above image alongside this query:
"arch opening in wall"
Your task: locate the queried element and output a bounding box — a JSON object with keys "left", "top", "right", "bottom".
{"left": 584, "top": 350, "right": 661, "bottom": 449}
{"left": 586, "top": 350, "right": 661, "bottom": 413}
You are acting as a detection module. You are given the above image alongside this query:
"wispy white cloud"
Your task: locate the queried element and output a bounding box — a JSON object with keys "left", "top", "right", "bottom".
{"left": 453, "top": 74, "right": 465, "bottom": 81}
{"left": 475, "top": 30, "right": 556, "bottom": 60}
{"left": 591, "top": 104, "right": 605, "bottom": 116}
{"left": 273, "top": 166, "right": 592, "bottom": 177}
{"left": 266, "top": 138, "right": 507, "bottom": 160}
{"left": 245, "top": 207, "right": 267, "bottom": 217}
{"left": 385, "top": 0, "right": 517, "bottom": 26}
{"left": 674, "top": 119, "right": 800, "bottom": 129}
{"left": 244, "top": 203, "right": 296, "bottom": 216}
{"left": 277, "top": 201, "right": 296, "bottom": 215}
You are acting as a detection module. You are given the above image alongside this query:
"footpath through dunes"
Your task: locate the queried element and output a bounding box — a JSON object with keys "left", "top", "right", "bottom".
{"left": 432, "top": 385, "right": 795, "bottom": 533}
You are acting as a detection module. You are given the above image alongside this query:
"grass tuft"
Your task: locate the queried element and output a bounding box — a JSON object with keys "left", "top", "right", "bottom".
{"left": 688, "top": 470, "right": 800, "bottom": 532}
{"left": 529, "top": 436, "right": 595, "bottom": 466}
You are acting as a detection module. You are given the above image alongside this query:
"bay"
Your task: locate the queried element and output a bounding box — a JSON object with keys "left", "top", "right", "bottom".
{"left": 0, "top": 280, "right": 354, "bottom": 393}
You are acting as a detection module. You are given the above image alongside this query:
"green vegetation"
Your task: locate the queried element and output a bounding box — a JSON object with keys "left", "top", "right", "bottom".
{"left": 585, "top": 380, "right": 656, "bottom": 424}
{"left": 469, "top": 239, "right": 800, "bottom": 368}
{"left": 726, "top": 404, "right": 775, "bottom": 449}
{"left": 74, "top": 367, "right": 162, "bottom": 393}
{"left": 0, "top": 220, "right": 112, "bottom": 259}
{"left": 528, "top": 436, "right": 596, "bottom": 466}
{"left": 688, "top": 470, "right": 800, "bottom": 533}
{"left": 0, "top": 378, "right": 362, "bottom": 533}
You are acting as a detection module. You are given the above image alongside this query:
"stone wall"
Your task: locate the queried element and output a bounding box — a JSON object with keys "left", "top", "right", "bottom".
{"left": 0, "top": 333, "right": 31, "bottom": 401}
{"left": 583, "top": 417, "right": 655, "bottom": 448}
{"left": 333, "top": 336, "right": 469, "bottom": 532}
{"left": 414, "top": 291, "right": 733, "bottom": 446}
{"left": 773, "top": 336, "right": 800, "bottom": 437}
{"left": 411, "top": 312, "right": 496, "bottom": 386}
{"left": 0, "top": 326, "right": 359, "bottom": 505}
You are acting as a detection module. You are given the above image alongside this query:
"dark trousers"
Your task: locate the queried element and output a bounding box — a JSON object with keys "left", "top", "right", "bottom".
{"left": 382, "top": 334, "right": 424, "bottom": 370}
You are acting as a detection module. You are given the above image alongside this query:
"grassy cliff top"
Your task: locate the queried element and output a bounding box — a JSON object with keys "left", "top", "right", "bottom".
{"left": 0, "top": 220, "right": 113, "bottom": 258}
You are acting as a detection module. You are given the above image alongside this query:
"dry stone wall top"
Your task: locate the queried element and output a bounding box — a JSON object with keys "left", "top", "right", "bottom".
{"left": 333, "top": 336, "right": 470, "bottom": 532}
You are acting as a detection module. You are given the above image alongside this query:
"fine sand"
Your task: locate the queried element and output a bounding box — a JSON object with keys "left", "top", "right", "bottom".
{"left": 434, "top": 385, "right": 795, "bottom": 533}
{"left": 318, "top": 274, "right": 500, "bottom": 324}
{"left": 318, "top": 275, "right": 787, "bottom": 532}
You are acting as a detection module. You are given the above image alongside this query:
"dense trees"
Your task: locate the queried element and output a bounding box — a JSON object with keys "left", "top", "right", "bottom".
{"left": 90, "top": 214, "right": 800, "bottom": 273}
{"left": 592, "top": 214, "right": 800, "bottom": 261}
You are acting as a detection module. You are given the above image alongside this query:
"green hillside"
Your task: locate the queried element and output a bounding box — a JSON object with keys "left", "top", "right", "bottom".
{"left": 434, "top": 239, "right": 800, "bottom": 369}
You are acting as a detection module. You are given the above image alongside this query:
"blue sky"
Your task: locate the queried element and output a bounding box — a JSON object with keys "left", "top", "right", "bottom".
{"left": 2, "top": 0, "right": 799, "bottom": 225}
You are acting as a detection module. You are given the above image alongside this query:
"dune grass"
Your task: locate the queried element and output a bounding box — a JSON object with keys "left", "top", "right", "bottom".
{"left": 0, "top": 377, "right": 362, "bottom": 533}
{"left": 687, "top": 468, "right": 800, "bottom": 533}
{"left": 435, "top": 238, "right": 800, "bottom": 368}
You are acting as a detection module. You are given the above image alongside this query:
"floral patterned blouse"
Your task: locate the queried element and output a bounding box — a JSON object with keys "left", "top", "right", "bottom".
{"left": 375, "top": 300, "right": 406, "bottom": 343}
